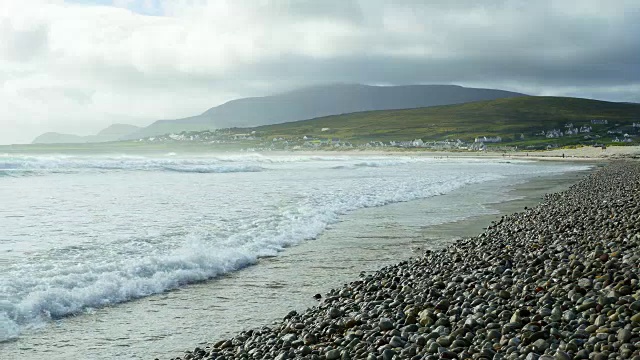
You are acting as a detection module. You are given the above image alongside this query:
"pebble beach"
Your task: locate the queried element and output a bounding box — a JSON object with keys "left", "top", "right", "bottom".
{"left": 172, "top": 160, "right": 640, "bottom": 360}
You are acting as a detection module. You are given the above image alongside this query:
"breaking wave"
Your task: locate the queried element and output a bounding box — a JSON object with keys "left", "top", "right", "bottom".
{"left": 0, "top": 155, "right": 266, "bottom": 176}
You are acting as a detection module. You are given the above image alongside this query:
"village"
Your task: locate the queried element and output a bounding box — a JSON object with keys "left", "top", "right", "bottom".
{"left": 137, "top": 119, "right": 640, "bottom": 151}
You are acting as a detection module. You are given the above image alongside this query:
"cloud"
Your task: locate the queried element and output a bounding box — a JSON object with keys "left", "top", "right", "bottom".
{"left": 0, "top": 0, "right": 639, "bottom": 144}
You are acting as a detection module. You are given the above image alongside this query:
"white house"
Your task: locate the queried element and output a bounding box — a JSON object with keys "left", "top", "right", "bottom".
{"left": 412, "top": 139, "right": 424, "bottom": 147}
{"left": 469, "top": 142, "right": 487, "bottom": 151}
{"left": 545, "top": 129, "right": 563, "bottom": 138}
{"left": 474, "top": 136, "right": 502, "bottom": 143}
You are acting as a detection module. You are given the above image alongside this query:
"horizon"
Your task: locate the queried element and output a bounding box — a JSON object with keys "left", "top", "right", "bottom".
{"left": 2, "top": 0, "right": 639, "bottom": 144}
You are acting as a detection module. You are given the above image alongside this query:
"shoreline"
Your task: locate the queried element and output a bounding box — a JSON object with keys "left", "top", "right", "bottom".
{"left": 416, "top": 166, "right": 599, "bottom": 246}
{"left": 173, "top": 161, "right": 640, "bottom": 360}
{"left": 1, "top": 159, "right": 594, "bottom": 360}
{"left": 2, "top": 145, "right": 639, "bottom": 162}
{"left": 271, "top": 146, "right": 640, "bottom": 162}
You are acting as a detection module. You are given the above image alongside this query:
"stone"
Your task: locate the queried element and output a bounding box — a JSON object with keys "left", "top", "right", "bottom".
{"left": 328, "top": 307, "right": 342, "bottom": 319}
{"left": 379, "top": 318, "right": 395, "bottom": 331}
{"left": 617, "top": 328, "right": 632, "bottom": 343}
{"left": 594, "top": 315, "right": 607, "bottom": 327}
{"left": 435, "top": 299, "right": 450, "bottom": 311}
{"left": 562, "top": 310, "right": 576, "bottom": 322}
{"left": 300, "top": 346, "right": 312, "bottom": 356}
{"left": 525, "top": 353, "right": 540, "bottom": 360}
{"left": 533, "top": 339, "right": 549, "bottom": 352}
{"left": 382, "top": 349, "right": 396, "bottom": 360}
{"left": 436, "top": 336, "right": 451, "bottom": 347}
{"left": 487, "top": 329, "right": 501, "bottom": 341}
{"left": 389, "top": 336, "right": 404, "bottom": 348}
{"left": 576, "top": 301, "right": 595, "bottom": 312}
{"left": 554, "top": 350, "right": 571, "bottom": 360}
{"left": 304, "top": 333, "right": 318, "bottom": 345}
{"left": 419, "top": 311, "right": 435, "bottom": 326}
{"left": 326, "top": 349, "right": 341, "bottom": 360}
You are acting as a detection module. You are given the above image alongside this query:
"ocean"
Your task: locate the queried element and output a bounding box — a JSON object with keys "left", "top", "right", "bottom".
{"left": 0, "top": 153, "right": 591, "bottom": 359}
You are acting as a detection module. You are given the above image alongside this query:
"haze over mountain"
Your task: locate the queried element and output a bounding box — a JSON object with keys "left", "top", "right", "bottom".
{"left": 123, "top": 84, "right": 527, "bottom": 140}
{"left": 32, "top": 124, "right": 141, "bottom": 144}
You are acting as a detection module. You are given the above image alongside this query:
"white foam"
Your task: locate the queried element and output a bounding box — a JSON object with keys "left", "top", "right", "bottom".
{"left": 0, "top": 155, "right": 268, "bottom": 175}
{"left": 0, "top": 312, "right": 20, "bottom": 343}
{"left": 162, "top": 164, "right": 264, "bottom": 173}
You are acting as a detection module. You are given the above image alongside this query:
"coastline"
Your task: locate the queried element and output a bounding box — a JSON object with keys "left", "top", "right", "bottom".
{"left": 3, "top": 144, "right": 639, "bottom": 162}
{"left": 276, "top": 145, "right": 640, "bottom": 162}
{"left": 416, "top": 166, "right": 599, "bottom": 246}
{"left": 173, "top": 161, "right": 640, "bottom": 360}
{"left": 1, "top": 157, "right": 595, "bottom": 360}
{"left": 163, "top": 164, "right": 604, "bottom": 360}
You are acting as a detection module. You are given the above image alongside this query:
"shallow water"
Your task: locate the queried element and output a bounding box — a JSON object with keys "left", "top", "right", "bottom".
{"left": 0, "top": 153, "right": 591, "bottom": 358}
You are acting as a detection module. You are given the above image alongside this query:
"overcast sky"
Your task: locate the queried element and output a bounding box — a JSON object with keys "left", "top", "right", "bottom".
{"left": 1, "top": 0, "right": 639, "bottom": 144}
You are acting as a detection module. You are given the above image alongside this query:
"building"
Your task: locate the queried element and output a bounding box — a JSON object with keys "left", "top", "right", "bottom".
{"left": 545, "top": 129, "right": 563, "bottom": 138}
{"left": 591, "top": 119, "right": 609, "bottom": 125}
{"left": 474, "top": 136, "right": 502, "bottom": 143}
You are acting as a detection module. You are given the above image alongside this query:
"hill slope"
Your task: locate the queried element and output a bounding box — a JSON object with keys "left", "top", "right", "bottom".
{"left": 32, "top": 132, "right": 87, "bottom": 144}
{"left": 248, "top": 96, "right": 640, "bottom": 143}
{"left": 123, "top": 84, "right": 527, "bottom": 139}
{"left": 32, "top": 123, "right": 141, "bottom": 144}
{"left": 95, "top": 124, "right": 141, "bottom": 139}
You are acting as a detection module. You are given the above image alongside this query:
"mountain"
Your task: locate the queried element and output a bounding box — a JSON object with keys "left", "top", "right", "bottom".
{"left": 94, "top": 124, "right": 141, "bottom": 139}
{"left": 31, "top": 132, "right": 87, "bottom": 144}
{"left": 32, "top": 123, "right": 141, "bottom": 144}
{"left": 123, "top": 84, "right": 527, "bottom": 139}
{"left": 249, "top": 96, "right": 640, "bottom": 143}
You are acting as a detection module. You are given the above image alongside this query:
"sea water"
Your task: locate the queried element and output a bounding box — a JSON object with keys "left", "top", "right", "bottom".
{"left": 0, "top": 153, "right": 590, "bottom": 358}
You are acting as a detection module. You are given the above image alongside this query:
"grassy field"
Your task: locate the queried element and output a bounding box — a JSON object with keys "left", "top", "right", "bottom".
{"left": 245, "top": 96, "right": 640, "bottom": 145}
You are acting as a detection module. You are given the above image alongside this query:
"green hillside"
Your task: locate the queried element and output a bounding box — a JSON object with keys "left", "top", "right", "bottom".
{"left": 247, "top": 96, "right": 640, "bottom": 146}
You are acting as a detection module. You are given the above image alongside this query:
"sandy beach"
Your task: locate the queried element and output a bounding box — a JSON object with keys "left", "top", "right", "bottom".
{"left": 274, "top": 146, "right": 640, "bottom": 162}
{"left": 495, "top": 146, "right": 640, "bottom": 161}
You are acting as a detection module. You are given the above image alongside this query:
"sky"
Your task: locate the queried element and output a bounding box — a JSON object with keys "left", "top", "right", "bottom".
{"left": 1, "top": 0, "right": 639, "bottom": 145}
